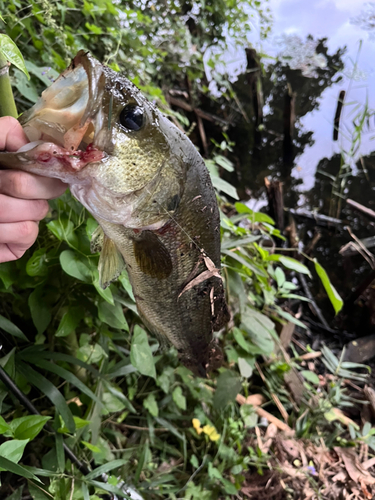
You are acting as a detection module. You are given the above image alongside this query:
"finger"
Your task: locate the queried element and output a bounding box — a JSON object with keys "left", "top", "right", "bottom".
{"left": 0, "top": 116, "right": 29, "bottom": 152}
{"left": 0, "top": 221, "right": 39, "bottom": 248}
{"left": 0, "top": 243, "right": 26, "bottom": 263}
{"left": 0, "top": 170, "right": 67, "bottom": 200}
{"left": 0, "top": 195, "right": 49, "bottom": 223}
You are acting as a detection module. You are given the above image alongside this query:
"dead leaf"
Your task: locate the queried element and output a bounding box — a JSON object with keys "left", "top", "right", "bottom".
{"left": 332, "top": 471, "right": 347, "bottom": 482}
{"left": 280, "top": 439, "right": 300, "bottom": 459}
{"left": 362, "top": 456, "right": 375, "bottom": 470}
{"left": 178, "top": 253, "right": 222, "bottom": 298}
{"left": 334, "top": 447, "right": 375, "bottom": 486}
{"left": 326, "top": 408, "right": 360, "bottom": 430}
{"left": 261, "top": 423, "right": 278, "bottom": 454}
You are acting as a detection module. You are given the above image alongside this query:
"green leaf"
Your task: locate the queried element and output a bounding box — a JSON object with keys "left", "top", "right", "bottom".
{"left": 12, "top": 68, "right": 38, "bottom": 102}
{"left": 240, "top": 404, "right": 258, "bottom": 428}
{"left": 143, "top": 393, "right": 159, "bottom": 417}
{"left": 20, "top": 350, "right": 100, "bottom": 378}
{"left": 32, "top": 359, "right": 102, "bottom": 407}
{"left": 0, "top": 415, "right": 11, "bottom": 434}
{"left": 93, "top": 274, "right": 114, "bottom": 305}
{"left": 98, "top": 301, "right": 128, "bottom": 330}
{"left": 4, "top": 485, "right": 23, "bottom": 500}
{"left": 241, "top": 309, "right": 275, "bottom": 356}
{"left": 11, "top": 416, "right": 51, "bottom": 441}
{"left": 102, "top": 382, "right": 136, "bottom": 414}
{"left": 24, "top": 60, "right": 59, "bottom": 87}
{"left": 55, "top": 307, "right": 84, "bottom": 337}
{"left": 0, "top": 439, "right": 29, "bottom": 470}
{"left": 172, "top": 386, "right": 186, "bottom": 410}
{"left": 55, "top": 431, "right": 64, "bottom": 472}
{"left": 268, "top": 255, "right": 311, "bottom": 277}
{"left": 232, "top": 328, "right": 252, "bottom": 353}
{"left": 211, "top": 176, "right": 239, "bottom": 199}
{"left": 214, "top": 154, "right": 234, "bottom": 171}
{"left": 81, "top": 441, "right": 101, "bottom": 453}
{"left": 238, "top": 358, "right": 253, "bottom": 378}
{"left": 155, "top": 417, "right": 184, "bottom": 440}
{"left": 213, "top": 370, "right": 242, "bottom": 409}
{"left": 0, "top": 456, "right": 41, "bottom": 482}
{"left": 118, "top": 270, "right": 135, "bottom": 301}
{"left": 0, "top": 34, "right": 29, "bottom": 77}
{"left": 314, "top": 259, "right": 343, "bottom": 314}
{"left": 84, "top": 459, "right": 128, "bottom": 480}
{"left": 59, "top": 250, "right": 92, "bottom": 282}
{"left": 235, "top": 203, "right": 275, "bottom": 224}
{"left": 28, "top": 482, "right": 51, "bottom": 500}
{"left": 16, "top": 363, "right": 75, "bottom": 434}
{"left": 26, "top": 248, "right": 48, "bottom": 277}
{"left": 0, "top": 262, "right": 15, "bottom": 288}
{"left": 300, "top": 370, "right": 320, "bottom": 385}
{"left": 274, "top": 307, "right": 307, "bottom": 329}
{"left": 47, "top": 219, "right": 74, "bottom": 243}
{"left": 130, "top": 326, "right": 156, "bottom": 379}
{"left": 28, "top": 288, "right": 51, "bottom": 335}
{"left": 0, "top": 315, "right": 28, "bottom": 341}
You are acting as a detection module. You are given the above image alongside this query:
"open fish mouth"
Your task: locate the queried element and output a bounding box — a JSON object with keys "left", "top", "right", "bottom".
{"left": 18, "top": 51, "right": 106, "bottom": 171}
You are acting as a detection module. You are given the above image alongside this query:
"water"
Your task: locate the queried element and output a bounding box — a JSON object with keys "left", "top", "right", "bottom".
{"left": 204, "top": 1, "right": 375, "bottom": 337}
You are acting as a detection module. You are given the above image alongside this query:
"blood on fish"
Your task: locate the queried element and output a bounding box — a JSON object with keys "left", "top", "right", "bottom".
{"left": 37, "top": 143, "right": 104, "bottom": 172}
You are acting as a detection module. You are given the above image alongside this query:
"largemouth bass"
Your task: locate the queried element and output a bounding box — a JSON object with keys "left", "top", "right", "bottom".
{"left": 0, "top": 51, "right": 229, "bottom": 376}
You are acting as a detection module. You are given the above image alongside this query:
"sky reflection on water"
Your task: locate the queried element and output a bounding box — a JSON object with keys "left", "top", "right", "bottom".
{"left": 259, "top": 0, "right": 375, "bottom": 192}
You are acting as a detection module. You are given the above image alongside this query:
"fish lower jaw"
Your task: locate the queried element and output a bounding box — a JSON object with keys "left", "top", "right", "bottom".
{"left": 18, "top": 141, "right": 104, "bottom": 173}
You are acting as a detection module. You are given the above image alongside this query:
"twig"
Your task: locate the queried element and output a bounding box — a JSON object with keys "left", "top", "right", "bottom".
{"left": 167, "top": 95, "right": 231, "bottom": 126}
{"left": 346, "top": 226, "right": 375, "bottom": 269}
{"left": 255, "top": 362, "right": 289, "bottom": 422}
{"left": 333, "top": 90, "right": 345, "bottom": 141}
{"left": 364, "top": 385, "right": 375, "bottom": 418}
{"left": 291, "top": 338, "right": 308, "bottom": 352}
{"left": 236, "top": 394, "right": 293, "bottom": 433}
{"left": 299, "top": 273, "right": 330, "bottom": 330}
{"left": 346, "top": 198, "right": 375, "bottom": 221}
{"left": 115, "top": 422, "right": 168, "bottom": 432}
{"left": 298, "top": 351, "right": 322, "bottom": 361}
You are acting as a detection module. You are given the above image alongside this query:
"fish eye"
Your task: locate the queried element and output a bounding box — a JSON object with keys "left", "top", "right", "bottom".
{"left": 119, "top": 104, "right": 144, "bottom": 131}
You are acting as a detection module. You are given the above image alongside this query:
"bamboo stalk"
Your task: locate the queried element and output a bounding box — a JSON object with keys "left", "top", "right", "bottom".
{"left": 0, "top": 51, "right": 18, "bottom": 118}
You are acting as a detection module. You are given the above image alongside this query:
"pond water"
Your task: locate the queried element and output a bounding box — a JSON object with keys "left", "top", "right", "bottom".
{"left": 209, "top": 0, "right": 375, "bottom": 345}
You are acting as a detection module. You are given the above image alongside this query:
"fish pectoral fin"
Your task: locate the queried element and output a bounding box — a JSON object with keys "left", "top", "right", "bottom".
{"left": 91, "top": 225, "right": 105, "bottom": 253}
{"left": 98, "top": 235, "right": 125, "bottom": 289}
{"left": 133, "top": 230, "right": 172, "bottom": 280}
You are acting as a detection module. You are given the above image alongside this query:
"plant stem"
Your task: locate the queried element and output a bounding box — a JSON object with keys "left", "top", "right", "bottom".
{"left": 0, "top": 51, "right": 18, "bottom": 118}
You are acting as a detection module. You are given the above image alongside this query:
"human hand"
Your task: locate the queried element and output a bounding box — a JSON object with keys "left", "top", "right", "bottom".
{"left": 0, "top": 116, "right": 66, "bottom": 263}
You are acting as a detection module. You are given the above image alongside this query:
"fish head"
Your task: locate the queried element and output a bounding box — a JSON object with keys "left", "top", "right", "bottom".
{"left": 4, "top": 51, "right": 186, "bottom": 229}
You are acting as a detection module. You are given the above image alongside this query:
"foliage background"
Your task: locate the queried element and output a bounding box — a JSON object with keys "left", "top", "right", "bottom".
{"left": 0, "top": 1, "right": 367, "bottom": 499}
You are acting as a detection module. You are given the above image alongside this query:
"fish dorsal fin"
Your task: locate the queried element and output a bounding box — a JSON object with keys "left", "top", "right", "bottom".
{"left": 91, "top": 225, "right": 105, "bottom": 253}
{"left": 133, "top": 230, "right": 172, "bottom": 280}
{"left": 98, "top": 235, "right": 125, "bottom": 289}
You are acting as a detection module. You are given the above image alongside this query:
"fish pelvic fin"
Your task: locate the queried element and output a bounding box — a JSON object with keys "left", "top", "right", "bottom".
{"left": 90, "top": 225, "right": 105, "bottom": 253}
{"left": 133, "top": 230, "right": 172, "bottom": 280}
{"left": 98, "top": 233, "right": 125, "bottom": 289}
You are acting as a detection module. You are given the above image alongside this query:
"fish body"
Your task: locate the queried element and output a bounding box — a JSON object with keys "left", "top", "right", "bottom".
{"left": 0, "top": 51, "right": 229, "bottom": 375}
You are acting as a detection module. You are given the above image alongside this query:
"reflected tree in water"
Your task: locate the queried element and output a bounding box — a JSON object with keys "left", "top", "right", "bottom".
{"left": 219, "top": 37, "right": 345, "bottom": 205}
